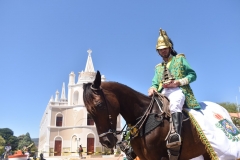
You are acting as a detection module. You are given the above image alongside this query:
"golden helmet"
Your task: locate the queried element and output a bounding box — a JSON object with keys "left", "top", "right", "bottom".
{"left": 156, "top": 28, "right": 172, "bottom": 50}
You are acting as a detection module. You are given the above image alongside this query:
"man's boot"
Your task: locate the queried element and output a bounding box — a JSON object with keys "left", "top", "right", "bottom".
{"left": 167, "top": 112, "right": 183, "bottom": 159}
{"left": 172, "top": 112, "right": 183, "bottom": 143}
{"left": 167, "top": 112, "right": 183, "bottom": 147}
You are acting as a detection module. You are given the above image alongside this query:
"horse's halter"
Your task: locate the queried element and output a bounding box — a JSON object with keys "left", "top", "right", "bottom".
{"left": 90, "top": 84, "right": 118, "bottom": 139}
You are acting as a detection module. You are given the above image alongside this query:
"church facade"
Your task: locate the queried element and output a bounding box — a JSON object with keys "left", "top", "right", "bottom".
{"left": 38, "top": 50, "right": 122, "bottom": 157}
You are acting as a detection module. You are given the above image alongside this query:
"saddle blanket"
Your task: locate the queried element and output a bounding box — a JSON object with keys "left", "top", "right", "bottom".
{"left": 185, "top": 101, "right": 240, "bottom": 160}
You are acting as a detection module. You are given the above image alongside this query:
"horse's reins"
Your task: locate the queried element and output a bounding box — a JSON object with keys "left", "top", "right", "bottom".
{"left": 127, "top": 92, "right": 165, "bottom": 139}
{"left": 91, "top": 85, "right": 169, "bottom": 142}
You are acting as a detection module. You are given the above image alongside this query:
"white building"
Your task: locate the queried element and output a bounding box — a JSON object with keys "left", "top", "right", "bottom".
{"left": 38, "top": 50, "right": 122, "bottom": 157}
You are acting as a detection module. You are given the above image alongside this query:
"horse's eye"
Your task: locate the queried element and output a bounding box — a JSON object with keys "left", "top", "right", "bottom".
{"left": 96, "top": 102, "right": 105, "bottom": 110}
{"left": 97, "top": 103, "right": 102, "bottom": 107}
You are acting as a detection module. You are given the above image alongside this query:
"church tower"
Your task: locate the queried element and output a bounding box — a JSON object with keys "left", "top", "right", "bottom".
{"left": 68, "top": 49, "right": 101, "bottom": 106}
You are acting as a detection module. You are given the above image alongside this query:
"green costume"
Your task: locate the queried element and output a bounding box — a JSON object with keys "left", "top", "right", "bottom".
{"left": 151, "top": 54, "right": 201, "bottom": 110}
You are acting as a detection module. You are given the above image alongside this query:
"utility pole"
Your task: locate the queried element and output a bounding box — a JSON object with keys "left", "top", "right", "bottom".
{"left": 238, "top": 87, "right": 240, "bottom": 119}
{"left": 236, "top": 96, "right": 239, "bottom": 110}
{"left": 237, "top": 87, "right": 240, "bottom": 113}
{"left": 236, "top": 87, "right": 240, "bottom": 129}
{"left": 236, "top": 87, "right": 240, "bottom": 113}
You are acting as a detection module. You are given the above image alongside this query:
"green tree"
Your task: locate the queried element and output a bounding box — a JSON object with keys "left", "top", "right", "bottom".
{"left": 18, "top": 133, "right": 33, "bottom": 150}
{"left": 0, "top": 135, "right": 5, "bottom": 155}
{"left": 17, "top": 135, "right": 25, "bottom": 144}
{"left": 18, "top": 133, "right": 36, "bottom": 156}
{"left": 0, "top": 128, "right": 18, "bottom": 152}
{"left": 218, "top": 102, "right": 238, "bottom": 112}
{"left": 0, "top": 128, "right": 14, "bottom": 143}
{"left": 8, "top": 136, "right": 18, "bottom": 151}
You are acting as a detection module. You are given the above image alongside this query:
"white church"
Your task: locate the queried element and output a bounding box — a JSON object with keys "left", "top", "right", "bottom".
{"left": 38, "top": 50, "right": 122, "bottom": 157}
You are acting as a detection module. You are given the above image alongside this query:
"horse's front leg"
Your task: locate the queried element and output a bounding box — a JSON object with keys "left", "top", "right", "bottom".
{"left": 131, "top": 136, "right": 168, "bottom": 160}
{"left": 131, "top": 138, "right": 148, "bottom": 160}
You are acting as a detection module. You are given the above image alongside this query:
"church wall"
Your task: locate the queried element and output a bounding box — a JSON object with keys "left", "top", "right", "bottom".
{"left": 117, "top": 115, "right": 121, "bottom": 128}
{"left": 50, "top": 108, "right": 66, "bottom": 126}
{"left": 38, "top": 107, "right": 50, "bottom": 155}
{"left": 46, "top": 105, "right": 121, "bottom": 156}
{"left": 50, "top": 107, "right": 86, "bottom": 127}
{"left": 64, "top": 107, "right": 86, "bottom": 126}
{"left": 49, "top": 128, "right": 99, "bottom": 145}
{"left": 68, "top": 86, "right": 73, "bottom": 106}
{"left": 70, "top": 85, "right": 84, "bottom": 106}
{"left": 77, "top": 85, "right": 84, "bottom": 105}
{"left": 48, "top": 127, "right": 102, "bottom": 155}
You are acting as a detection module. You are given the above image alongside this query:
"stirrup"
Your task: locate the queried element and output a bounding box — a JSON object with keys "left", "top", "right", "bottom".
{"left": 168, "top": 154, "right": 179, "bottom": 160}
{"left": 167, "top": 146, "right": 181, "bottom": 160}
{"left": 168, "top": 153, "right": 179, "bottom": 160}
{"left": 166, "top": 133, "right": 181, "bottom": 148}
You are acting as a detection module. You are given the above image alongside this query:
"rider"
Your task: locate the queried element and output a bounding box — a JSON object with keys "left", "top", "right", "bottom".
{"left": 5, "top": 144, "right": 11, "bottom": 152}
{"left": 4, "top": 144, "right": 12, "bottom": 158}
{"left": 148, "top": 28, "right": 200, "bottom": 156}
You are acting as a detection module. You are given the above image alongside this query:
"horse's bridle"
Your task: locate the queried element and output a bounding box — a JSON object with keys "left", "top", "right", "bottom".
{"left": 90, "top": 84, "right": 120, "bottom": 139}
{"left": 90, "top": 85, "right": 167, "bottom": 142}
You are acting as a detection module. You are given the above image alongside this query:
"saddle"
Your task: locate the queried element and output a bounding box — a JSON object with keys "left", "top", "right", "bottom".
{"left": 154, "top": 93, "right": 171, "bottom": 117}
{"left": 154, "top": 93, "right": 189, "bottom": 121}
{"left": 129, "top": 93, "right": 189, "bottom": 138}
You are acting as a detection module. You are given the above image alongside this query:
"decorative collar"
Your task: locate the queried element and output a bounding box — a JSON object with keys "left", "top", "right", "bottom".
{"left": 163, "top": 54, "right": 173, "bottom": 63}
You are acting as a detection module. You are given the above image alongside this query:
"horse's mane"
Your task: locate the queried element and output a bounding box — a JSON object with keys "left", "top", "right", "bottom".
{"left": 83, "top": 81, "right": 151, "bottom": 114}
{"left": 83, "top": 82, "right": 97, "bottom": 114}
{"left": 102, "top": 81, "right": 149, "bottom": 101}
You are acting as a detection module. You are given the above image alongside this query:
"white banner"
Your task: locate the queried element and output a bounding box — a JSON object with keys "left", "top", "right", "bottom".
{"left": 185, "top": 101, "right": 240, "bottom": 160}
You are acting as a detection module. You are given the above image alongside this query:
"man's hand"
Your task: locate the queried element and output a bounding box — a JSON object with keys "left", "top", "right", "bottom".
{"left": 148, "top": 88, "right": 157, "bottom": 96}
{"left": 162, "top": 80, "right": 180, "bottom": 88}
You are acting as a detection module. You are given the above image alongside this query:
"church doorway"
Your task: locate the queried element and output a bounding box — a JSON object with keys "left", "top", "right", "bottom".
{"left": 54, "top": 137, "right": 62, "bottom": 156}
{"left": 87, "top": 134, "right": 94, "bottom": 155}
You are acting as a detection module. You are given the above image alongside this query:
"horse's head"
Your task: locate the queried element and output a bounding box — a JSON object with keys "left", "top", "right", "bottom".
{"left": 83, "top": 71, "right": 119, "bottom": 148}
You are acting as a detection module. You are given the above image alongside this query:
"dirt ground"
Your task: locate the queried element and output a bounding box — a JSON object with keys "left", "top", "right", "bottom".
{"left": 69, "top": 155, "right": 124, "bottom": 160}
{"left": 83, "top": 158, "right": 123, "bottom": 160}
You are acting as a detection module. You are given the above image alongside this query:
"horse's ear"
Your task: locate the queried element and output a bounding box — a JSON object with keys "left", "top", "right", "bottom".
{"left": 92, "top": 70, "right": 101, "bottom": 89}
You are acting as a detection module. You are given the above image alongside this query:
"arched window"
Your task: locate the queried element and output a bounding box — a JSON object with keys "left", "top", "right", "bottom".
{"left": 56, "top": 114, "right": 63, "bottom": 127}
{"left": 87, "top": 113, "right": 94, "bottom": 125}
{"left": 73, "top": 91, "right": 79, "bottom": 105}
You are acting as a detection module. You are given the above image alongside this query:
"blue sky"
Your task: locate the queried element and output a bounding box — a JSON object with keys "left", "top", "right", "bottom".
{"left": 0, "top": 1, "right": 240, "bottom": 138}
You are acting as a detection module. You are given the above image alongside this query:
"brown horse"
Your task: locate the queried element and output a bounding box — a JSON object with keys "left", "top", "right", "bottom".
{"left": 83, "top": 71, "right": 211, "bottom": 160}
